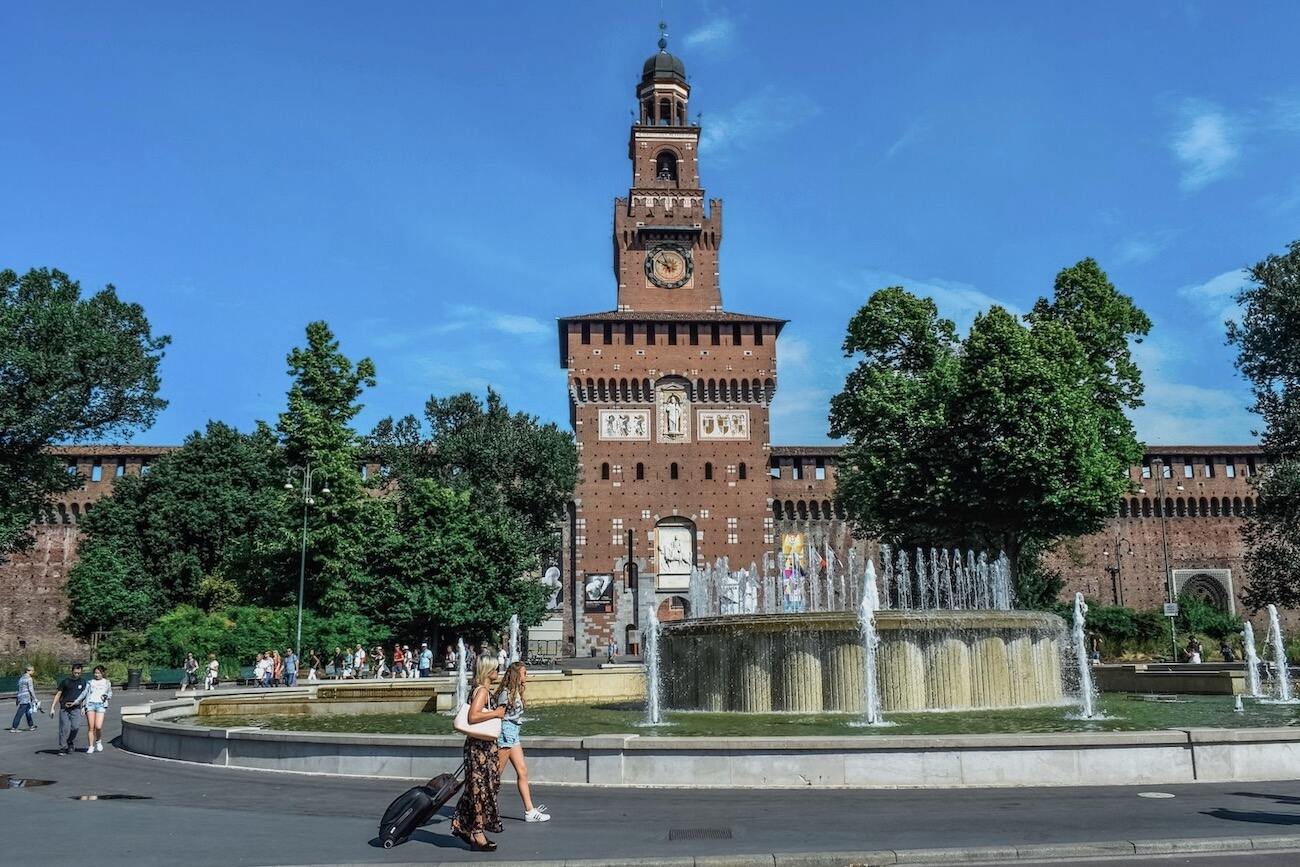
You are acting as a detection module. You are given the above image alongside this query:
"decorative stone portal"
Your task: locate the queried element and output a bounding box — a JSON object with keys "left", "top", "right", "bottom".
{"left": 659, "top": 610, "right": 1067, "bottom": 713}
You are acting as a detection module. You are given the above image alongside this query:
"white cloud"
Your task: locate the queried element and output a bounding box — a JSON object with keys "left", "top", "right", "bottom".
{"left": 1269, "top": 95, "right": 1300, "bottom": 134}
{"left": 884, "top": 119, "right": 932, "bottom": 160}
{"left": 699, "top": 87, "right": 819, "bottom": 155}
{"left": 1115, "top": 229, "right": 1180, "bottom": 265}
{"left": 857, "top": 270, "right": 1021, "bottom": 333}
{"left": 1129, "top": 337, "right": 1255, "bottom": 444}
{"left": 683, "top": 19, "right": 735, "bottom": 50}
{"left": 1171, "top": 102, "right": 1240, "bottom": 191}
{"left": 1177, "top": 268, "right": 1247, "bottom": 331}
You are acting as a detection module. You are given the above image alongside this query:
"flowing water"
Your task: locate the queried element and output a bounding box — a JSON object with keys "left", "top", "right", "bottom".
{"left": 858, "top": 559, "right": 884, "bottom": 725}
{"left": 644, "top": 604, "right": 663, "bottom": 726}
{"left": 508, "top": 614, "right": 520, "bottom": 664}
{"left": 453, "top": 638, "right": 468, "bottom": 710}
{"left": 1243, "top": 621, "right": 1263, "bottom": 699}
{"left": 1267, "top": 604, "right": 1294, "bottom": 702}
{"left": 1072, "top": 592, "right": 1097, "bottom": 718}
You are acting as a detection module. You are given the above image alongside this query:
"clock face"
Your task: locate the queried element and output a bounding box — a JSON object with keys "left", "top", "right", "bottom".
{"left": 645, "top": 242, "right": 693, "bottom": 289}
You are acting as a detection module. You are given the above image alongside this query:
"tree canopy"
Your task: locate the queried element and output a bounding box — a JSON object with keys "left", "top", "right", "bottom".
{"left": 829, "top": 259, "right": 1149, "bottom": 597}
{"left": 0, "top": 267, "right": 168, "bottom": 557}
{"left": 1227, "top": 240, "right": 1300, "bottom": 611}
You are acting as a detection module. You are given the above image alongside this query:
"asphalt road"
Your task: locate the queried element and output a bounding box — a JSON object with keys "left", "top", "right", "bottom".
{"left": 3, "top": 705, "right": 1300, "bottom": 866}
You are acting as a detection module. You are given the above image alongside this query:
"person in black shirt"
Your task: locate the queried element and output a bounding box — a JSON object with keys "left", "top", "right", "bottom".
{"left": 50, "top": 663, "right": 88, "bottom": 755}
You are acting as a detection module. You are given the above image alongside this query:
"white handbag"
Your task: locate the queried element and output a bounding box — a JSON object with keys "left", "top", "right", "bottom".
{"left": 453, "top": 690, "right": 501, "bottom": 742}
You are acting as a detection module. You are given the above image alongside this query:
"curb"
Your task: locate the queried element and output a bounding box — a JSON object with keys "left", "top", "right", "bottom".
{"left": 263, "top": 832, "right": 1300, "bottom": 866}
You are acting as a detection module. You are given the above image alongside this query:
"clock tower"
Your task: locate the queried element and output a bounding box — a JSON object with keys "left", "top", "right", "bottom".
{"left": 557, "top": 27, "right": 785, "bottom": 656}
{"left": 614, "top": 25, "right": 722, "bottom": 313}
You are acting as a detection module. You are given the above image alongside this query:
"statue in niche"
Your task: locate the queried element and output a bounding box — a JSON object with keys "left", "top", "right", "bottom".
{"left": 663, "top": 394, "right": 683, "bottom": 436}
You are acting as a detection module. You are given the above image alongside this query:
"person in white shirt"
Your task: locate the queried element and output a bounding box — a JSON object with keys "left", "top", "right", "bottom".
{"left": 83, "top": 665, "right": 113, "bottom": 753}
{"left": 353, "top": 644, "right": 367, "bottom": 678}
{"left": 205, "top": 654, "right": 220, "bottom": 690}
{"left": 497, "top": 646, "right": 508, "bottom": 674}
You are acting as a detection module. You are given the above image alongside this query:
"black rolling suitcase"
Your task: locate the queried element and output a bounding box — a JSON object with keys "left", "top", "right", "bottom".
{"left": 379, "top": 764, "right": 465, "bottom": 849}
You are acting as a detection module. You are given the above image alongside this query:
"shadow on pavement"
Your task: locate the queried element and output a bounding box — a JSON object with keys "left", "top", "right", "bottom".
{"left": 1203, "top": 808, "right": 1300, "bottom": 825}
{"left": 1229, "top": 791, "right": 1300, "bottom": 806}
{"left": 365, "top": 830, "right": 465, "bottom": 851}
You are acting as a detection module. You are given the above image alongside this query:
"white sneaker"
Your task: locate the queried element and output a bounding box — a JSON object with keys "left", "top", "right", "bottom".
{"left": 85, "top": 745, "right": 95, "bottom": 754}
{"left": 96, "top": 741, "right": 104, "bottom": 752}
{"left": 524, "top": 807, "right": 551, "bottom": 823}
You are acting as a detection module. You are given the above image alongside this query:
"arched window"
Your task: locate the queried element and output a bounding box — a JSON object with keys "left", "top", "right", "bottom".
{"left": 704, "top": 462, "right": 713, "bottom": 480}
{"left": 1142, "top": 498, "right": 1152, "bottom": 517}
{"left": 810, "top": 500, "right": 821, "bottom": 520}
{"left": 1176, "top": 497, "right": 1186, "bottom": 517}
{"left": 670, "top": 462, "right": 679, "bottom": 480}
{"left": 773, "top": 501, "right": 784, "bottom": 519}
{"left": 822, "top": 500, "right": 833, "bottom": 520}
{"left": 655, "top": 150, "right": 678, "bottom": 182}
{"left": 1164, "top": 497, "right": 1175, "bottom": 518}
{"left": 1119, "top": 499, "right": 1129, "bottom": 518}
{"left": 1211, "top": 497, "right": 1221, "bottom": 516}
{"left": 1244, "top": 496, "right": 1254, "bottom": 516}
{"left": 1233, "top": 497, "right": 1243, "bottom": 516}
{"left": 1199, "top": 497, "right": 1209, "bottom": 517}
{"left": 658, "top": 97, "right": 671, "bottom": 125}
{"left": 1130, "top": 497, "right": 1140, "bottom": 518}
{"left": 738, "top": 462, "right": 747, "bottom": 480}
{"left": 636, "top": 463, "right": 645, "bottom": 481}
{"left": 601, "top": 462, "right": 610, "bottom": 480}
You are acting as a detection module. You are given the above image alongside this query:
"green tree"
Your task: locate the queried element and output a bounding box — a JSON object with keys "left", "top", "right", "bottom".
{"left": 63, "top": 422, "right": 286, "bottom": 635}
{"left": 386, "top": 479, "right": 547, "bottom": 636}
{"left": 273, "top": 321, "right": 384, "bottom": 615}
{"left": 1227, "top": 240, "right": 1300, "bottom": 610}
{"left": 0, "top": 267, "right": 168, "bottom": 557}
{"left": 830, "top": 260, "right": 1149, "bottom": 597}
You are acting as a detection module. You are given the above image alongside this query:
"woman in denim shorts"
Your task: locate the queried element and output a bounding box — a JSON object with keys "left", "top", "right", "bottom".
{"left": 83, "top": 665, "right": 112, "bottom": 753}
{"left": 495, "top": 662, "right": 550, "bottom": 822}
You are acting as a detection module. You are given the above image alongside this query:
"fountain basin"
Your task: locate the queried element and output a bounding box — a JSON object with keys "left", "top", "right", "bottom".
{"left": 661, "top": 610, "right": 1066, "bottom": 713}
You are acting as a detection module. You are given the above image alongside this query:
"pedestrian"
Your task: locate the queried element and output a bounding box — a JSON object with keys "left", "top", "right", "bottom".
{"left": 441, "top": 644, "right": 454, "bottom": 673}
{"left": 83, "top": 665, "right": 112, "bottom": 753}
{"left": 262, "top": 651, "right": 275, "bottom": 687}
{"left": 309, "top": 649, "right": 321, "bottom": 682}
{"left": 8, "top": 664, "right": 38, "bottom": 732}
{"left": 49, "top": 662, "right": 88, "bottom": 755}
{"left": 406, "top": 646, "right": 416, "bottom": 678}
{"left": 1185, "top": 637, "right": 1203, "bottom": 664}
{"left": 205, "top": 653, "right": 220, "bottom": 690}
{"left": 374, "top": 645, "right": 388, "bottom": 679}
{"left": 497, "top": 645, "right": 508, "bottom": 674}
{"left": 354, "top": 643, "right": 367, "bottom": 678}
{"left": 392, "top": 644, "right": 405, "bottom": 678}
{"left": 1221, "top": 640, "right": 1237, "bottom": 663}
{"left": 495, "top": 662, "right": 550, "bottom": 822}
{"left": 606, "top": 637, "right": 617, "bottom": 663}
{"left": 181, "top": 652, "right": 199, "bottom": 693}
{"left": 450, "top": 655, "right": 506, "bottom": 851}
{"left": 272, "top": 650, "right": 284, "bottom": 686}
{"left": 284, "top": 647, "right": 298, "bottom": 687}
{"left": 332, "top": 646, "right": 345, "bottom": 679}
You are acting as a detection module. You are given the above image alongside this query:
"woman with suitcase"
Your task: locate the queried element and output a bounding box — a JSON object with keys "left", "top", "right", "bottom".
{"left": 450, "top": 654, "right": 507, "bottom": 852}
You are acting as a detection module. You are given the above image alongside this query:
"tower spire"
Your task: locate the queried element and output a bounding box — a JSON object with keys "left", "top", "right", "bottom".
{"left": 658, "top": 20, "right": 668, "bottom": 52}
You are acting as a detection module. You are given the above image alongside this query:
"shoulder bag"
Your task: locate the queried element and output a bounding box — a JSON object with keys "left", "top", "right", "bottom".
{"left": 453, "top": 687, "right": 502, "bottom": 742}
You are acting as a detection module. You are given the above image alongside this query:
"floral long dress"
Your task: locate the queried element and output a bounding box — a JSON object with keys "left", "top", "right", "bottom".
{"left": 451, "top": 691, "right": 502, "bottom": 837}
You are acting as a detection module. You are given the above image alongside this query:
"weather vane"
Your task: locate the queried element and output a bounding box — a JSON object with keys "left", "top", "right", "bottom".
{"left": 658, "top": 19, "right": 668, "bottom": 51}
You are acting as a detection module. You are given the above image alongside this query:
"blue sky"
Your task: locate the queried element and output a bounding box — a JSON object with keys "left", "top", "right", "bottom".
{"left": 5, "top": 2, "right": 1299, "bottom": 447}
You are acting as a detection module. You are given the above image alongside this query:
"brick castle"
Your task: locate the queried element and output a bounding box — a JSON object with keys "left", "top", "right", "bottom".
{"left": 0, "top": 38, "right": 1272, "bottom": 656}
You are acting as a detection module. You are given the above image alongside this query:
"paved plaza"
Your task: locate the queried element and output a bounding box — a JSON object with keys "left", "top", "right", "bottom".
{"left": 1, "top": 705, "right": 1299, "bottom": 866}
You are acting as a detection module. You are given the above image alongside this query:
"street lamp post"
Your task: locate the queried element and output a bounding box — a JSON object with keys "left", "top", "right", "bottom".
{"left": 285, "top": 462, "right": 329, "bottom": 661}
{"left": 1101, "top": 533, "right": 1132, "bottom": 607}
{"left": 1140, "top": 457, "right": 1183, "bottom": 661}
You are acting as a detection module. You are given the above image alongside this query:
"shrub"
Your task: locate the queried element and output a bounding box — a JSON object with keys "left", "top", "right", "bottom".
{"left": 1177, "top": 593, "right": 1243, "bottom": 640}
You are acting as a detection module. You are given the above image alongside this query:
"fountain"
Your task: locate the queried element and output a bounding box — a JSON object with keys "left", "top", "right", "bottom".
{"left": 453, "top": 638, "right": 468, "bottom": 710}
{"left": 1072, "top": 592, "right": 1096, "bottom": 718}
{"left": 659, "top": 545, "right": 1065, "bottom": 713}
{"left": 858, "top": 559, "right": 883, "bottom": 725}
{"left": 1266, "top": 604, "right": 1293, "bottom": 702}
{"left": 644, "top": 603, "right": 662, "bottom": 725}
{"left": 508, "top": 614, "right": 520, "bottom": 664}
{"left": 1243, "top": 621, "right": 1263, "bottom": 699}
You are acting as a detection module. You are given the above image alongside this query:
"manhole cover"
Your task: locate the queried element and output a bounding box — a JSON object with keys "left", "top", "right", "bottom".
{"left": 1138, "top": 792, "right": 1176, "bottom": 799}
{"left": 668, "top": 828, "right": 733, "bottom": 841}
{"left": 0, "top": 774, "right": 55, "bottom": 789}
{"left": 70, "top": 794, "right": 153, "bottom": 801}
